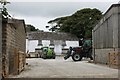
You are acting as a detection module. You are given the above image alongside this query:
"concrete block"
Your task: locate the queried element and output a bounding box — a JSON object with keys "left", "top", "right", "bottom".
{"left": 2, "top": 19, "right": 26, "bottom": 76}
{"left": 95, "top": 48, "right": 115, "bottom": 64}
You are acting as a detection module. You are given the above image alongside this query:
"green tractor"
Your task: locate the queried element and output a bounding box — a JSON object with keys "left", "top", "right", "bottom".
{"left": 41, "top": 47, "right": 56, "bottom": 59}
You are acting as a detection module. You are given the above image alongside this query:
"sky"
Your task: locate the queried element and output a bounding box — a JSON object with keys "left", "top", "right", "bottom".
{"left": 3, "top": 0, "right": 119, "bottom": 52}
{"left": 3, "top": 0, "right": 120, "bottom": 31}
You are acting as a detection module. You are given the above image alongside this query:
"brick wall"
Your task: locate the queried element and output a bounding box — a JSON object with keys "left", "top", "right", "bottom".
{"left": 2, "top": 19, "right": 26, "bottom": 77}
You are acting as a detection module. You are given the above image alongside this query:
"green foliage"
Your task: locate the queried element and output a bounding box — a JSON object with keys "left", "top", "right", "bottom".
{"left": 47, "top": 8, "right": 102, "bottom": 39}
{"left": 26, "top": 24, "right": 39, "bottom": 32}
{"left": 48, "top": 16, "right": 70, "bottom": 32}
{"left": 0, "top": 0, "right": 11, "bottom": 19}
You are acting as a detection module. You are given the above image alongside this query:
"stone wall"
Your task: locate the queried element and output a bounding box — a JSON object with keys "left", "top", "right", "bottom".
{"left": 93, "top": 4, "right": 120, "bottom": 64}
{"left": 2, "top": 19, "right": 26, "bottom": 77}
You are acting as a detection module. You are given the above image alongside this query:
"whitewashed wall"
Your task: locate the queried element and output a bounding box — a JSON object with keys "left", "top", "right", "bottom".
{"left": 26, "top": 40, "right": 38, "bottom": 52}
{"left": 26, "top": 40, "right": 79, "bottom": 54}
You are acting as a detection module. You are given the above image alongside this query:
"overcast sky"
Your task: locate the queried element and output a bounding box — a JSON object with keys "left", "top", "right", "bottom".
{"left": 4, "top": 0, "right": 119, "bottom": 31}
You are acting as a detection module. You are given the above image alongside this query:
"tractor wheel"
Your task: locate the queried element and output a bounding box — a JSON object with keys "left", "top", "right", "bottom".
{"left": 43, "top": 54, "right": 47, "bottom": 59}
{"left": 53, "top": 56, "right": 56, "bottom": 59}
{"left": 72, "top": 53, "right": 82, "bottom": 61}
{"left": 52, "top": 54, "right": 55, "bottom": 59}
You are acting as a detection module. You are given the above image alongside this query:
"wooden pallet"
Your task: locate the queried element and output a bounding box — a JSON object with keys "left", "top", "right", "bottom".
{"left": 18, "top": 51, "right": 26, "bottom": 74}
{"left": 108, "top": 52, "right": 120, "bottom": 69}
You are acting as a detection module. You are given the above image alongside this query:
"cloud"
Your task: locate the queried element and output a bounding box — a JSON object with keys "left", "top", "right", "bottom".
{"left": 7, "top": 2, "right": 115, "bottom": 17}
{"left": 14, "top": 15, "right": 53, "bottom": 31}
{"left": 5, "top": 1, "right": 119, "bottom": 31}
{"left": 9, "top": 0, "right": 119, "bottom": 2}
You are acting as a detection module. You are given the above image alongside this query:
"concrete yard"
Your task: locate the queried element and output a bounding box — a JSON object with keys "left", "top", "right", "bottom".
{"left": 9, "top": 57, "right": 118, "bottom": 78}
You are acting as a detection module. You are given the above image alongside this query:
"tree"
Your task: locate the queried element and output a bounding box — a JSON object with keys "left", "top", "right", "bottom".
{"left": 26, "top": 24, "right": 39, "bottom": 32}
{"left": 0, "top": 0, "right": 11, "bottom": 19}
{"left": 48, "top": 16, "right": 69, "bottom": 32}
{"left": 47, "top": 8, "right": 102, "bottom": 39}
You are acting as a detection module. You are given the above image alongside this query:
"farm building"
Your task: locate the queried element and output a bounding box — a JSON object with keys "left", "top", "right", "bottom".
{"left": 0, "top": 18, "right": 26, "bottom": 78}
{"left": 93, "top": 4, "right": 120, "bottom": 67}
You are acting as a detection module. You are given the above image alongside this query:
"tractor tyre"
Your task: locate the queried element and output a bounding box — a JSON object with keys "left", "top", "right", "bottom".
{"left": 52, "top": 54, "right": 56, "bottom": 59}
{"left": 72, "top": 53, "right": 82, "bottom": 61}
{"left": 53, "top": 56, "right": 56, "bottom": 59}
{"left": 43, "top": 54, "right": 47, "bottom": 59}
